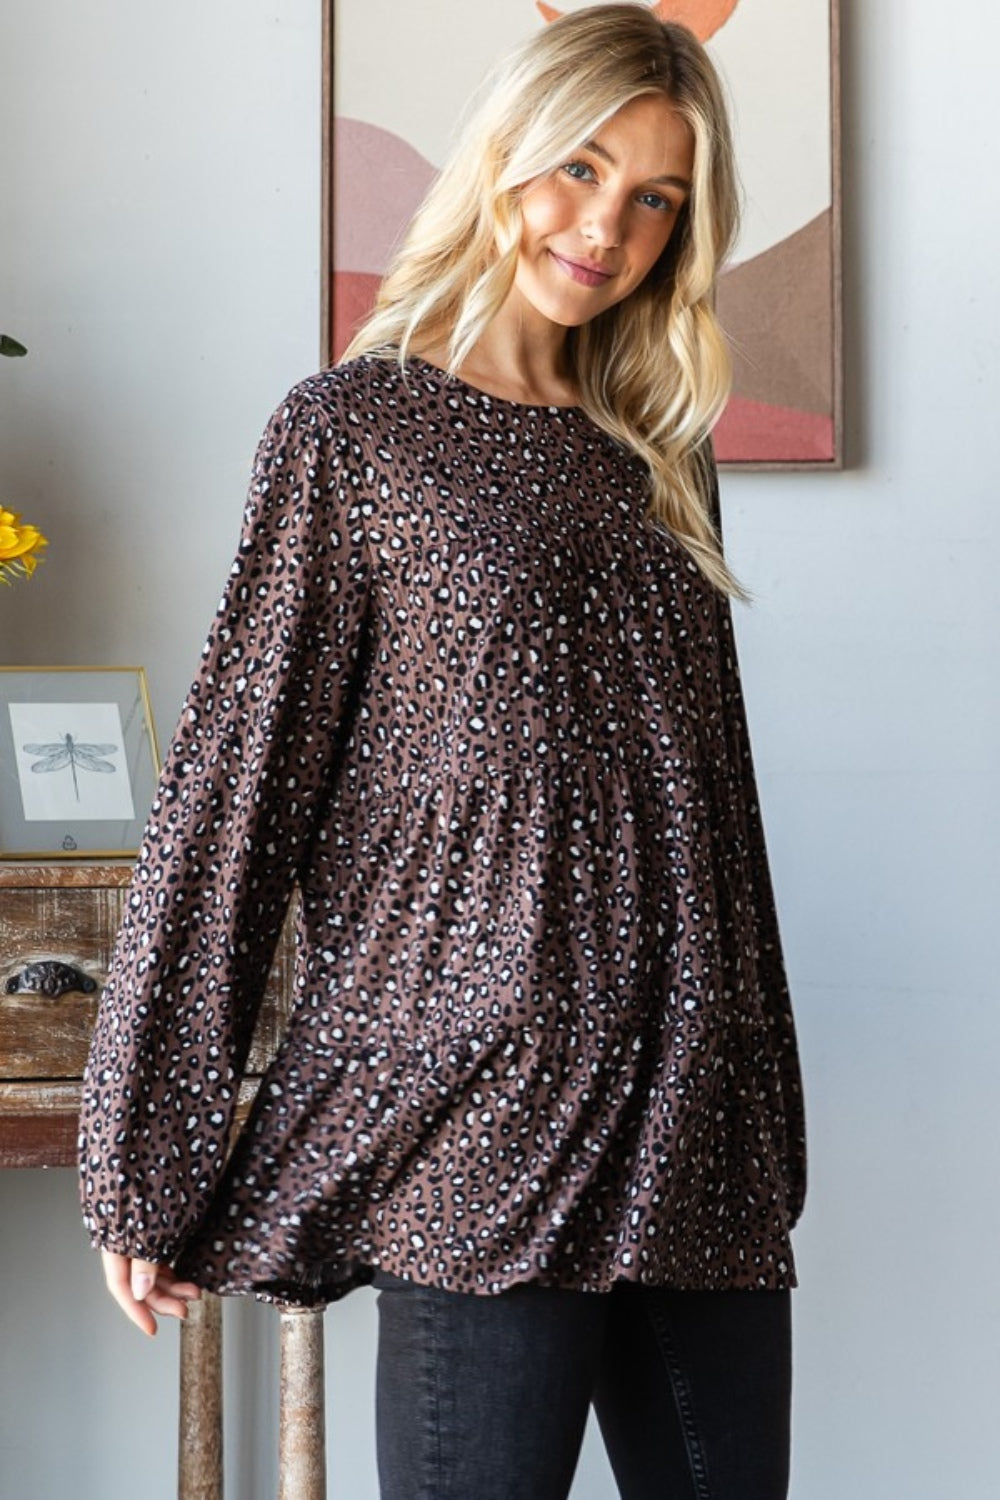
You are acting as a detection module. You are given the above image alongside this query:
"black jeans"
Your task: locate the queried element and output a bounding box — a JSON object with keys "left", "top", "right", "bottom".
{"left": 374, "top": 1271, "right": 792, "bottom": 1500}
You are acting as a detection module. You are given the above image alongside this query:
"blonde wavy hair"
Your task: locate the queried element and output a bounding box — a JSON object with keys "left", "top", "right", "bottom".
{"left": 342, "top": 3, "right": 742, "bottom": 595}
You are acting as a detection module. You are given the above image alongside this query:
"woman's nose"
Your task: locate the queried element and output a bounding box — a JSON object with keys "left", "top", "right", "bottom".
{"left": 581, "top": 193, "right": 625, "bottom": 249}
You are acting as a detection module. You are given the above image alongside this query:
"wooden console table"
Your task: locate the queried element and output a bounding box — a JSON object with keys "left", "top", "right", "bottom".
{"left": 1, "top": 862, "right": 327, "bottom": 1500}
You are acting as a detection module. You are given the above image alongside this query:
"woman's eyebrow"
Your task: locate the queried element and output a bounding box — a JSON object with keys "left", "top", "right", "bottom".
{"left": 582, "top": 136, "right": 691, "bottom": 191}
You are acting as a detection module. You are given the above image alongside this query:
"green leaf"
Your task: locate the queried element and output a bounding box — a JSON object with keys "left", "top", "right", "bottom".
{"left": 0, "top": 335, "right": 28, "bottom": 357}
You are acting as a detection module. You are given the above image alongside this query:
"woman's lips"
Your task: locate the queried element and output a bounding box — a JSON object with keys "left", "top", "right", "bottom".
{"left": 549, "top": 251, "right": 614, "bottom": 288}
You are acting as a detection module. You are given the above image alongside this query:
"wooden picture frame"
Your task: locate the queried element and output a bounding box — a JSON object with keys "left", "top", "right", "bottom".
{"left": 321, "top": 0, "right": 842, "bottom": 469}
{"left": 0, "top": 666, "right": 160, "bottom": 860}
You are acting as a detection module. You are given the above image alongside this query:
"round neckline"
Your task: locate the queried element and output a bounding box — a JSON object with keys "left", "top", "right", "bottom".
{"left": 405, "top": 355, "right": 583, "bottom": 414}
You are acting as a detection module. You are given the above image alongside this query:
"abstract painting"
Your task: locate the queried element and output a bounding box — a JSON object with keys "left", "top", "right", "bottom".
{"left": 323, "top": 0, "right": 841, "bottom": 467}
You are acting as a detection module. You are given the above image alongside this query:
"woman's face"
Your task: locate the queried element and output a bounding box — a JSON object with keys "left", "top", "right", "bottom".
{"left": 512, "top": 94, "right": 694, "bottom": 330}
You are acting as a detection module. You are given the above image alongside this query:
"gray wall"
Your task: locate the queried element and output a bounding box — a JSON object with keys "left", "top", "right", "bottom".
{"left": 2, "top": 2, "right": 998, "bottom": 1497}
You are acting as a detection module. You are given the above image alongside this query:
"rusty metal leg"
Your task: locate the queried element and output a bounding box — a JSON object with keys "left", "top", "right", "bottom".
{"left": 278, "top": 1307, "right": 327, "bottom": 1500}
{"left": 178, "top": 1291, "right": 224, "bottom": 1500}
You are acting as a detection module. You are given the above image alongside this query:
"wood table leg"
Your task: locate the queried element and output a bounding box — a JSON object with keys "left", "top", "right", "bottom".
{"left": 178, "top": 1291, "right": 223, "bottom": 1500}
{"left": 278, "top": 1307, "right": 327, "bottom": 1500}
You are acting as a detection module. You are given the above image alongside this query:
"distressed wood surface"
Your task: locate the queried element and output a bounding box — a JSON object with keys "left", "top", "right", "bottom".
{"left": 0, "top": 1069, "right": 264, "bottom": 1167}
{"left": 1, "top": 886, "right": 127, "bottom": 1077}
{"left": 0, "top": 862, "right": 133, "bottom": 890}
{"left": 1, "top": 864, "right": 297, "bottom": 1088}
{"left": 279, "top": 1309, "right": 327, "bottom": 1500}
{"left": 178, "top": 1293, "right": 224, "bottom": 1500}
{"left": 0, "top": 1082, "right": 82, "bottom": 1166}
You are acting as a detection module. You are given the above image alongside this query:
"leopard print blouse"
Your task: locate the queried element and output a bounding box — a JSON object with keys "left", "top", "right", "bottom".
{"left": 78, "top": 355, "right": 806, "bottom": 1307}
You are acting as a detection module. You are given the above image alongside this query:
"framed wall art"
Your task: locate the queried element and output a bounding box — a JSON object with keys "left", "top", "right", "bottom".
{"left": 0, "top": 667, "right": 160, "bottom": 859}
{"left": 321, "top": 0, "right": 842, "bottom": 470}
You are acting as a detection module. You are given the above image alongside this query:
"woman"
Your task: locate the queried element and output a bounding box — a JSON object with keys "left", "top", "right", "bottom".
{"left": 80, "top": 6, "right": 806, "bottom": 1497}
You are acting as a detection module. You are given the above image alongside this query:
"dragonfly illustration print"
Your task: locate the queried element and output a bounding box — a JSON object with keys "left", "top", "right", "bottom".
{"left": 21, "top": 733, "right": 120, "bottom": 802}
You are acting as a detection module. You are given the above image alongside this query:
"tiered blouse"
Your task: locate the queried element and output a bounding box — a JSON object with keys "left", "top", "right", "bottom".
{"left": 79, "top": 355, "right": 806, "bottom": 1307}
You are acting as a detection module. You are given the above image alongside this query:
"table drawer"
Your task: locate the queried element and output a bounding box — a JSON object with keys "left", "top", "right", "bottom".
{"left": 1, "top": 878, "right": 295, "bottom": 1081}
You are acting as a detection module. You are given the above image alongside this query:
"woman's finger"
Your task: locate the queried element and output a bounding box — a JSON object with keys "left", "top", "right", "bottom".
{"left": 100, "top": 1249, "right": 201, "bottom": 1337}
{"left": 144, "top": 1287, "right": 193, "bottom": 1321}
{"left": 101, "top": 1251, "right": 159, "bottom": 1337}
{"left": 130, "top": 1256, "right": 162, "bottom": 1302}
{"left": 156, "top": 1272, "right": 202, "bottom": 1303}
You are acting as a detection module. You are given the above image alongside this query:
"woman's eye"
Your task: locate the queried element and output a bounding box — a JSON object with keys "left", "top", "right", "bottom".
{"left": 639, "top": 191, "right": 675, "bottom": 213}
{"left": 562, "top": 160, "right": 594, "bottom": 182}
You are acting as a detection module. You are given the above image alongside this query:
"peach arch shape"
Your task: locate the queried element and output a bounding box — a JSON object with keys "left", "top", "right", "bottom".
{"left": 536, "top": 2, "right": 740, "bottom": 43}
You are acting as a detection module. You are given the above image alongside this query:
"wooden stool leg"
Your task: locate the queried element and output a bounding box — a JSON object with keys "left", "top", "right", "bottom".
{"left": 178, "top": 1291, "right": 223, "bottom": 1500}
{"left": 278, "top": 1307, "right": 327, "bottom": 1500}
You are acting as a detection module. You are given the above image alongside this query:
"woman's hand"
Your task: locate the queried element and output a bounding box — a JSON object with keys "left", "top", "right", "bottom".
{"left": 101, "top": 1248, "right": 202, "bottom": 1337}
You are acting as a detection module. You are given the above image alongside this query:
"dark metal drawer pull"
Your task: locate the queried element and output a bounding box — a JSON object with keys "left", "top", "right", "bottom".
{"left": 4, "top": 961, "right": 98, "bottom": 997}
